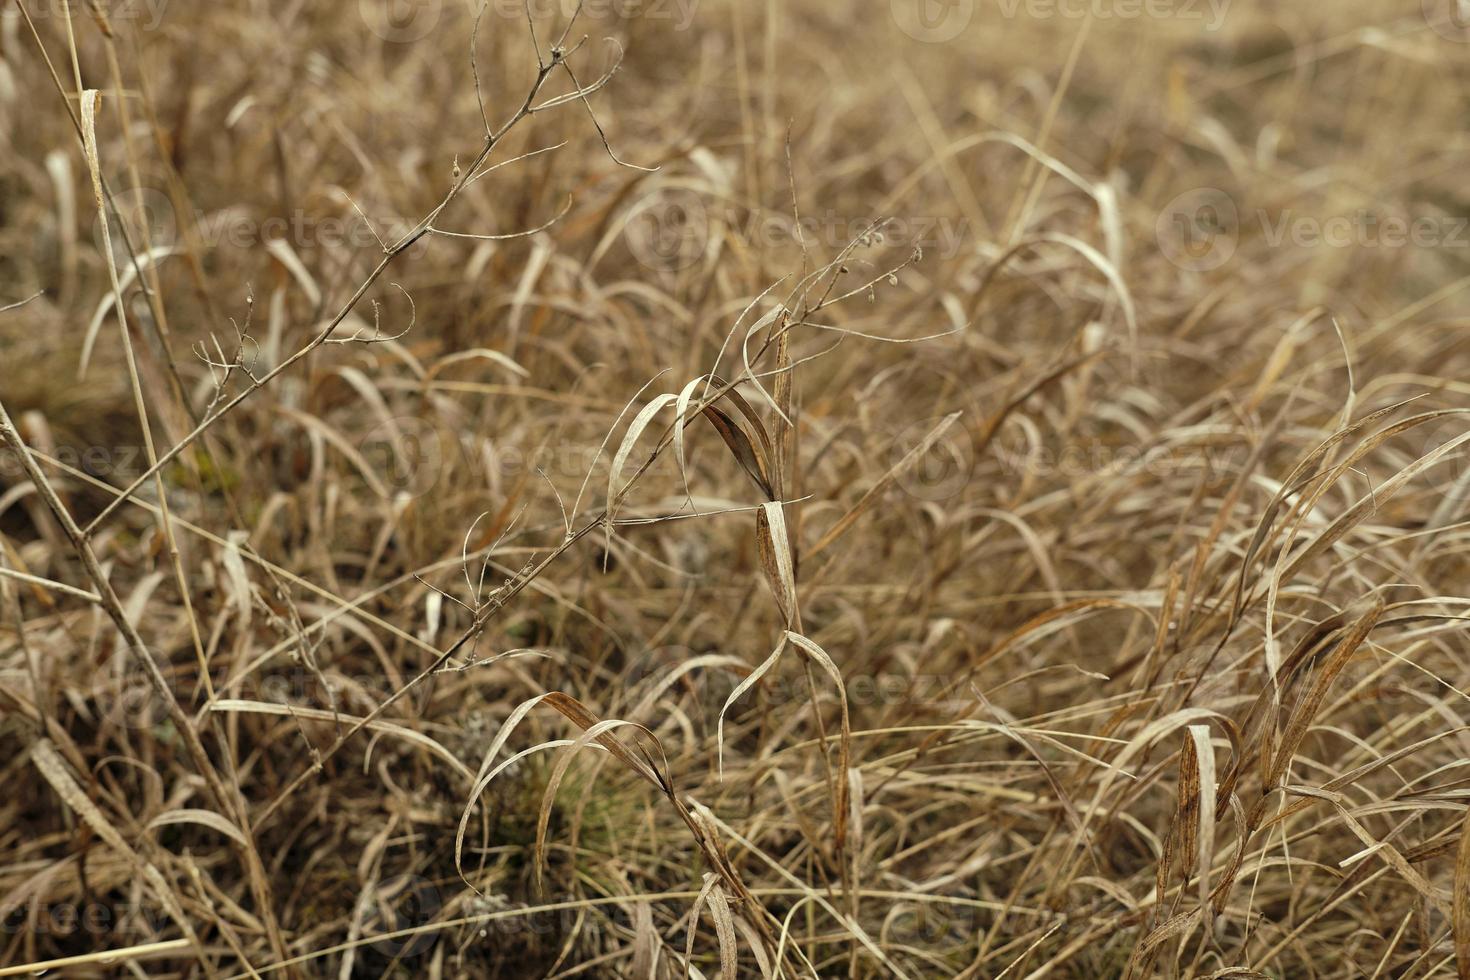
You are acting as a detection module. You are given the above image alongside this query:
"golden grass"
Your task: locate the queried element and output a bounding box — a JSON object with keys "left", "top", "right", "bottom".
{"left": 3, "top": 0, "right": 1470, "bottom": 976}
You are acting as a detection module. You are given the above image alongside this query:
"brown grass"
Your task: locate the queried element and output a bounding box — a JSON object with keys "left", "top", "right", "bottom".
{"left": 3, "top": 0, "right": 1470, "bottom": 976}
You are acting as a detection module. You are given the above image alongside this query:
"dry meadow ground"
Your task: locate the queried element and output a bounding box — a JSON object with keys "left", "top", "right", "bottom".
{"left": 4, "top": 0, "right": 1470, "bottom": 976}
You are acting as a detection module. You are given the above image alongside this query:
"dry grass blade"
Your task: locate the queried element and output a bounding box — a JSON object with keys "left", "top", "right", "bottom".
{"left": 701, "top": 403, "right": 776, "bottom": 501}
{"left": 809, "top": 411, "right": 963, "bottom": 559}
{"left": 783, "top": 631, "right": 853, "bottom": 842}
{"left": 755, "top": 501, "right": 798, "bottom": 625}
{"left": 1186, "top": 724, "right": 1217, "bottom": 920}
{"left": 1266, "top": 599, "right": 1384, "bottom": 787}
{"left": 607, "top": 391, "right": 678, "bottom": 519}
{"left": 532, "top": 714, "right": 666, "bottom": 888}
{"left": 717, "top": 637, "right": 789, "bottom": 779}
{"left": 145, "top": 809, "right": 251, "bottom": 849}
{"left": 0, "top": 939, "right": 195, "bottom": 978}
{"left": 207, "top": 699, "right": 473, "bottom": 782}
{"left": 29, "top": 741, "right": 206, "bottom": 964}
{"left": 1456, "top": 805, "right": 1470, "bottom": 978}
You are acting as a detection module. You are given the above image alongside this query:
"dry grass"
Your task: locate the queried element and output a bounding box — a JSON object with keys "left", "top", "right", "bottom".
{"left": 3, "top": 0, "right": 1470, "bottom": 977}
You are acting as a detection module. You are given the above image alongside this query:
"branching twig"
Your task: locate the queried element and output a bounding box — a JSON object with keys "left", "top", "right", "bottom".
{"left": 83, "top": 43, "right": 597, "bottom": 536}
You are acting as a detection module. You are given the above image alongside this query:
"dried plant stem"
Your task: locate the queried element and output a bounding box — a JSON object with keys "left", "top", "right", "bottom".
{"left": 0, "top": 398, "right": 292, "bottom": 973}
{"left": 83, "top": 43, "right": 611, "bottom": 536}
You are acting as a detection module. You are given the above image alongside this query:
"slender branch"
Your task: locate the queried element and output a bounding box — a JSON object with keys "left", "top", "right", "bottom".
{"left": 83, "top": 46, "right": 580, "bottom": 536}
{"left": 0, "top": 565, "right": 102, "bottom": 605}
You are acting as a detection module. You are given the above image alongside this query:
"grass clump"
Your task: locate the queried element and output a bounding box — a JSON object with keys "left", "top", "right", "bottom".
{"left": 2, "top": 1, "right": 1470, "bottom": 977}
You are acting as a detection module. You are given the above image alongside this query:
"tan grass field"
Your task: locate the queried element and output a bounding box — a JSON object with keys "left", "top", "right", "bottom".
{"left": 3, "top": 0, "right": 1470, "bottom": 976}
